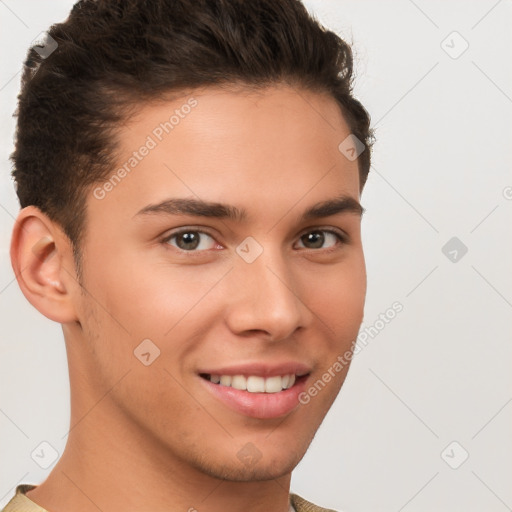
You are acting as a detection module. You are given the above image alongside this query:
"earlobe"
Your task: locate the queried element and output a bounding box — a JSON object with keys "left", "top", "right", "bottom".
{"left": 10, "top": 206, "right": 79, "bottom": 323}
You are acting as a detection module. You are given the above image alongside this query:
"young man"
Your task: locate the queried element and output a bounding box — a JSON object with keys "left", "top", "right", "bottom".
{"left": 4, "top": 0, "right": 372, "bottom": 511}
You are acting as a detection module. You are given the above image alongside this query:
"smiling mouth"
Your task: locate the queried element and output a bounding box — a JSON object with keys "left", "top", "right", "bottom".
{"left": 199, "top": 373, "right": 307, "bottom": 393}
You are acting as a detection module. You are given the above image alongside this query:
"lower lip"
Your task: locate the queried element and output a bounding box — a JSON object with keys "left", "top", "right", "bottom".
{"left": 200, "top": 376, "right": 308, "bottom": 419}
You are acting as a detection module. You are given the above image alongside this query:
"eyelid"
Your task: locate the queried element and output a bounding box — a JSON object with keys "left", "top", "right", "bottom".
{"left": 163, "top": 226, "right": 216, "bottom": 238}
{"left": 296, "top": 226, "right": 349, "bottom": 244}
{"left": 160, "top": 226, "right": 221, "bottom": 250}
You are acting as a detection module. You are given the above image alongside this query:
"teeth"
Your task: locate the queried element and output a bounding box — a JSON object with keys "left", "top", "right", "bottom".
{"left": 265, "top": 376, "right": 282, "bottom": 393}
{"left": 231, "top": 375, "right": 247, "bottom": 390}
{"left": 220, "top": 375, "right": 232, "bottom": 386}
{"left": 207, "top": 373, "right": 296, "bottom": 393}
{"left": 247, "top": 376, "right": 265, "bottom": 392}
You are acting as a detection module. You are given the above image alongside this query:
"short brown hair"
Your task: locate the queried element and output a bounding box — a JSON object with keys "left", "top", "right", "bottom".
{"left": 11, "top": 0, "right": 373, "bottom": 274}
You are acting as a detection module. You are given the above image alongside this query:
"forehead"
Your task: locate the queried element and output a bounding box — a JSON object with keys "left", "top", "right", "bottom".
{"left": 89, "top": 84, "right": 360, "bottom": 221}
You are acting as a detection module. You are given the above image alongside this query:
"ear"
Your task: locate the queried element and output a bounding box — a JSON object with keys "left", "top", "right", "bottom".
{"left": 10, "top": 205, "right": 79, "bottom": 323}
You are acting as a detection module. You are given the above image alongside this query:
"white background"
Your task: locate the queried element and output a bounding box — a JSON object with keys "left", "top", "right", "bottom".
{"left": 1, "top": 1, "right": 511, "bottom": 511}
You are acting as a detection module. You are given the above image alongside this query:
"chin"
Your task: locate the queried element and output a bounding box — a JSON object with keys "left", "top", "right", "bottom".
{"left": 190, "top": 445, "right": 308, "bottom": 482}
{"left": 203, "top": 458, "right": 300, "bottom": 482}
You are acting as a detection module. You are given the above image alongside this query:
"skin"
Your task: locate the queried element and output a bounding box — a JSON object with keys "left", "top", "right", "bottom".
{"left": 11, "top": 84, "right": 366, "bottom": 512}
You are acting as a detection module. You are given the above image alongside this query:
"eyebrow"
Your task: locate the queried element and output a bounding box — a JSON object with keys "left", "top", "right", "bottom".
{"left": 135, "top": 195, "right": 364, "bottom": 221}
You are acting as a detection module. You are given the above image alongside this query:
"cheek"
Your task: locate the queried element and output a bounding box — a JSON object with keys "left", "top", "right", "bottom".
{"left": 88, "top": 249, "right": 225, "bottom": 336}
{"left": 302, "top": 255, "right": 366, "bottom": 336}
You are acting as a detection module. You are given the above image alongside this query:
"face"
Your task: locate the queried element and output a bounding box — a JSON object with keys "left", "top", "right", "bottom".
{"left": 71, "top": 84, "right": 366, "bottom": 481}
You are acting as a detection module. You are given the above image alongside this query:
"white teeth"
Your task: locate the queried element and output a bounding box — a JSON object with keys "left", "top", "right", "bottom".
{"left": 208, "top": 373, "right": 296, "bottom": 393}
{"left": 264, "top": 376, "right": 283, "bottom": 393}
{"left": 220, "top": 375, "right": 232, "bottom": 386}
{"left": 231, "top": 375, "right": 247, "bottom": 390}
{"left": 247, "top": 376, "right": 265, "bottom": 392}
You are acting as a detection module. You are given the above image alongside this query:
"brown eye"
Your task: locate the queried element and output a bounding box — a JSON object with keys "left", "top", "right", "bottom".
{"left": 165, "top": 230, "right": 217, "bottom": 251}
{"left": 297, "top": 230, "right": 343, "bottom": 249}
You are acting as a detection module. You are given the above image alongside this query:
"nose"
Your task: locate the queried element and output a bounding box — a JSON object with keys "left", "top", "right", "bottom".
{"left": 223, "top": 250, "right": 310, "bottom": 342}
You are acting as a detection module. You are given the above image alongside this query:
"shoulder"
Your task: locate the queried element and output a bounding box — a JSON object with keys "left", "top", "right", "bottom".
{"left": 290, "top": 493, "right": 339, "bottom": 512}
{"left": 1, "top": 484, "right": 47, "bottom": 512}
{"left": 2, "top": 486, "right": 338, "bottom": 512}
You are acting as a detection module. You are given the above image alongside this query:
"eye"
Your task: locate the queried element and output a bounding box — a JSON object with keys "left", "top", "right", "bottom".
{"left": 296, "top": 229, "right": 345, "bottom": 250}
{"left": 164, "top": 230, "right": 218, "bottom": 251}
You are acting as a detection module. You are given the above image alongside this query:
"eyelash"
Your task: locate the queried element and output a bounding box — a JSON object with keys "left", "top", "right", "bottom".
{"left": 160, "top": 226, "right": 348, "bottom": 253}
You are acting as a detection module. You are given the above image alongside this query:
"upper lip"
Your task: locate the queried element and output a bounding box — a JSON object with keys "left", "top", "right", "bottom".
{"left": 198, "top": 361, "right": 312, "bottom": 378}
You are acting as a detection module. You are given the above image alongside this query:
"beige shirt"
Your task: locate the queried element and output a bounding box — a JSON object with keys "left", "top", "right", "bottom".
{"left": 1, "top": 484, "right": 338, "bottom": 512}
